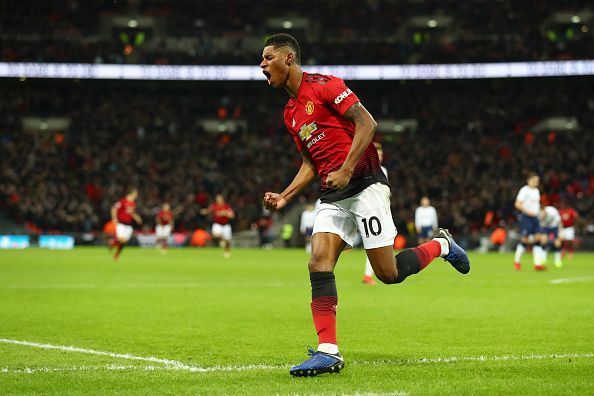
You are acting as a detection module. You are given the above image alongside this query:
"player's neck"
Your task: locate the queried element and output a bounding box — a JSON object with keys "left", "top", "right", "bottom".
{"left": 284, "top": 67, "right": 304, "bottom": 99}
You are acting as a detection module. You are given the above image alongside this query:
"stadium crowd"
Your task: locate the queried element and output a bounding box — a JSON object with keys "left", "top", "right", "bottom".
{"left": 1, "top": 78, "right": 593, "bottom": 236}
{"left": 1, "top": 0, "right": 592, "bottom": 65}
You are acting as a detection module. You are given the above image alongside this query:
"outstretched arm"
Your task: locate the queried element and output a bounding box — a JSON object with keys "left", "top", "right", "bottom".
{"left": 132, "top": 211, "right": 142, "bottom": 225}
{"left": 326, "top": 102, "right": 377, "bottom": 189}
{"left": 264, "top": 150, "right": 317, "bottom": 211}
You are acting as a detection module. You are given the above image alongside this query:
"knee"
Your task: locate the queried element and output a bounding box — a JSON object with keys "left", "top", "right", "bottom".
{"left": 374, "top": 269, "right": 398, "bottom": 285}
{"left": 308, "top": 253, "right": 335, "bottom": 272}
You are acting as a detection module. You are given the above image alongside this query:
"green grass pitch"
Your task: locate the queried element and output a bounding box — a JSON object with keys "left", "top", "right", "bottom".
{"left": 1, "top": 247, "right": 593, "bottom": 395}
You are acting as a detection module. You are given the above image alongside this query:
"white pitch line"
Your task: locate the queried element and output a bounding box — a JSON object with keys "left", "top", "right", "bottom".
{"left": 1, "top": 365, "right": 159, "bottom": 374}
{"left": 1, "top": 338, "right": 592, "bottom": 374}
{"left": 6, "top": 282, "right": 298, "bottom": 289}
{"left": 549, "top": 276, "right": 594, "bottom": 285}
{"left": 0, "top": 338, "right": 199, "bottom": 370}
{"left": 0, "top": 363, "right": 285, "bottom": 374}
{"left": 353, "top": 352, "right": 594, "bottom": 366}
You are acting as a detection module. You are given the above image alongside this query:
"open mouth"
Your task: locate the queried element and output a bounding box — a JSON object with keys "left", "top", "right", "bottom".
{"left": 262, "top": 70, "right": 271, "bottom": 83}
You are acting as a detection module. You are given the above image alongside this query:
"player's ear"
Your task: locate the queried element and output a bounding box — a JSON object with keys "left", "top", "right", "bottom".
{"left": 286, "top": 52, "right": 294, "bottom": 66}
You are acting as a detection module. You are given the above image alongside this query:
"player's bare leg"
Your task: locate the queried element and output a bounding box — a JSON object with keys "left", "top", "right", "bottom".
{"left": 290, "top": 232, "right": 345, "bottom": 377}
{"left": 113, "top": 238, "right": 127, "bottom": 261}
{"left": 366, "top": 240, "right": 443, "bottom": 284}
{"left": 157, "top": 237, "right": 168, "bottom": 254}
{"left": 367, "top": 229, "right": 470, "bottom": 284}
{"left": 108, "top": 237, "right": 115, "bottom": 251}
{"left": 223, "top": 239, "right": 231, "bottom": 258}
{"left": 365, "top": 245, "right": 399, "bottom": 283}
{"left": 562, "top": 240, "right": 574, "bottom": 260}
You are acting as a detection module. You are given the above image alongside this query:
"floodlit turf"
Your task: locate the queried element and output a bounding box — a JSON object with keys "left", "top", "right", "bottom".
{"left": 0, "top": 247, "right": 592, "bottom": 395}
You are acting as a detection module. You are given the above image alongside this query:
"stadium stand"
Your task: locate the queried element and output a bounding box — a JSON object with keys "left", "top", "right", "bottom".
{"left": 1, "top": 0, "right": 592, "bottom": 65}
{"left": 1, "top": 78, "right": 592, "bottom": 236}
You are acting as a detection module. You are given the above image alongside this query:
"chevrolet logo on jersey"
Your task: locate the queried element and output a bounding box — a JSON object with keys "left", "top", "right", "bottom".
{"left": 298, "top": 122, "right": 318, "bottom": 141}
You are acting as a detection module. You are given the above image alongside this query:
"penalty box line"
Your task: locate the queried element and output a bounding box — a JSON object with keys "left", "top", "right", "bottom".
{"left": 1, "top": 338, "right": 592, "bottom": 374}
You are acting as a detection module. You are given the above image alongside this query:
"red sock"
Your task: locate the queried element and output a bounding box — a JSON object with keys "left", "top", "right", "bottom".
{"left": 412, "top": 240, "right": 441, "bottom": 270}
{"left": 311, "top": 296, "right": 338, "bottom": 345}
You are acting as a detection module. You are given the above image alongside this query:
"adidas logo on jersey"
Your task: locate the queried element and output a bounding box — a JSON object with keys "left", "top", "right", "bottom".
{"left": 334, "top": 89, "right": 352, "bottom": 104}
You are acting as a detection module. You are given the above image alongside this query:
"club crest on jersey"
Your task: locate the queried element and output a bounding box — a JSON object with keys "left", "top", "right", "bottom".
{"left": 298, "top": 122, "right": 318, "bottom": 141}
{"left": 305, "top": 100, "right": 315, "bottom": 115}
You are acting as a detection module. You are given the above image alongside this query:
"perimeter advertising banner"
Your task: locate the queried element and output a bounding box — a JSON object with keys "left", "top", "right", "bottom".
{"left": 0, "top": 235, "right": 30, "bottom": 249}
{"left": 1, "top": 60, "right": 593, "bottom": 81}
{"left": 38, "top": 235, "right": 75, "bottom": 250}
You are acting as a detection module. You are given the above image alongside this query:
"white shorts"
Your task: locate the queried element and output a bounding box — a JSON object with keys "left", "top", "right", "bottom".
{"left": 560, "top": 227, "right": 575, "bottom": 241}
{"left": 212, "top": 223, "right": 232, "bottom": 241}
{"left": 156, "top": 224, "right": 172, "bottom": 239}
{"left": 313, "top": 183, "right": 397, "bottom": 249}
{"left": 116, "top": 223, "right": 133, "bottom": 242}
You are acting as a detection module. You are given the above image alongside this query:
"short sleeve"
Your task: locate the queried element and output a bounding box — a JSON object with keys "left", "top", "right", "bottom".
{"left": 516, "top": 187, "right": 526, "bottom": 202}
{"left": 320, "top": 77, "right": 360, "bottom": 115}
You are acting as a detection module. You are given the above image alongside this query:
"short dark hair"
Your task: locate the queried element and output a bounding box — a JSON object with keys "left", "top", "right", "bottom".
{"left": 527, "top": 172, "right": 538, "bottom": 180}
{"left": 265, "top": 33, "right": 301, "bottom": 64}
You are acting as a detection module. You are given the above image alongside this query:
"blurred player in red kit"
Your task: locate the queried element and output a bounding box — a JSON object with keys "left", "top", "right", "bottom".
{"left": 201, "top": 194, "right": 235, "bottom": 258}
{"left": 558, "top": 201, "right": 578, "bottom": 259}
{"left": 155, "top": 203, "right": 174, "bottom": 253}
{"left": 110, "top": 188, "right": 142, "bottom": 260}
{"left": 260, "top": 33, "right": 470, "bottom": 377}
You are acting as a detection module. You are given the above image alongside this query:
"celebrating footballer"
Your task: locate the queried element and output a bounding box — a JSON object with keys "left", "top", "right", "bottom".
{"left": 261, "top": 33, "right": 471, "bottom": 377}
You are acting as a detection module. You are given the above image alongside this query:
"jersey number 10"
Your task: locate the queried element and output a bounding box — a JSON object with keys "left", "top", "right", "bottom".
{"left": 361, "top": 216, "right": 382, "bottom": 237}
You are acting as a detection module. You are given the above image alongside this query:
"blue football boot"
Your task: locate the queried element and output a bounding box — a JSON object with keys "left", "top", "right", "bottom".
{"left": 435, "top": 228, "right": 471, "bottom": 274}
{"left": 289, "top": 347, "right": 345, "bottom": 377}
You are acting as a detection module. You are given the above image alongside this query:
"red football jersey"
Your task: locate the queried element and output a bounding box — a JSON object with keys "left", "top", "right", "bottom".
{"left": 283, "top": 72, "right": 387, "bottom": 202}
{"left": 210, "top": 203, "right": 233, "bottom": 225}
{"left": 115, "top": 198, "right": 136, "bottom": 225}
{"left": 559, "top": 207, "right": 578, "bottom": 227}
{"left": 157, "top": 210, "right": 173, "bottom": 225}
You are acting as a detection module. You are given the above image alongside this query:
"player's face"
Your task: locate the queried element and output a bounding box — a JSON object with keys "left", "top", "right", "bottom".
{"left": 528, "top": 176, "right": 539, "bottom": 188}
{"left": 260, "top": 46, "right": 289, "bottom": 88}
{"left": 421, "top": 197, "right": 429, "bottom": 206}
{"left": 163, "top": 203, "right": 170, "bottom": 211}
{"left": 215, "top": 194, "right": 224, "bottom": 204}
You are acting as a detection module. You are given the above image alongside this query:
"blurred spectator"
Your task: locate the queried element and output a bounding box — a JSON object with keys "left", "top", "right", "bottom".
{"left": 1, "top": 1, "right": 592, "bottom": 65}
{"left": 0, "top": 77, "right": 592, "bottom": 236}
